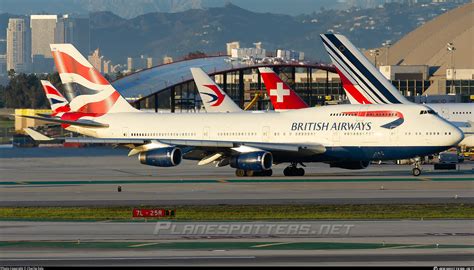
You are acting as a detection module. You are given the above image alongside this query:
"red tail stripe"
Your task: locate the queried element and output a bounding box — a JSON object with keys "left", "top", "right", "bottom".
{"left": 203, "top": 84, "right": 225, "bottom": 107}
{"left": 43, "top": 85, "right": 62, "bottom": 96}
{"left": 336, "top": 68, "right": 372, "bottom": 104}
{"left": 77, "top": 91, "right": 120, "bottom": 114}
{"left": 52, "top": 51, "right": 109, "bottom": 86}
{"left": 59, "top": 91, "right": 120, "bottom": 127}
{"left": 52, "top": 105, "right": 71, "bottom": 115}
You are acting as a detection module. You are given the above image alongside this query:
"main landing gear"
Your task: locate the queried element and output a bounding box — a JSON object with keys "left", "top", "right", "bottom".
{"left": 412, "top": 158, "right": 423, "bottom": 176}
{"left": 283, "top": 163, "right": 305, "bottom": 176}
{"left": 235, "top": 169, "right": 273, "bottom": 177}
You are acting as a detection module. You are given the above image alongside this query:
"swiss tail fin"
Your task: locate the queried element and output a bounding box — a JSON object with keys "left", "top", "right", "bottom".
{"left": 258, "top": 67, "right": 308, "bottom": 110}
{"left": 191, "top": 67, "right": 242, "bottom": 113}
{"left": 320, "top": 33, "right": 409, "bottom": 104}
{"left": 40, "top": 80, "right": 71, "bottom": 115}
{"left": 50, "top": 44, "right": 138, "bottom": 113}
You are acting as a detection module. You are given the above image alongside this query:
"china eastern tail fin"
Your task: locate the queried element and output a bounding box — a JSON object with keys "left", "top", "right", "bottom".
{"left": 258, "top": 67, "right": 308, "bottom": 110}
{"left": 50, "top": 43, "right": 138, "bottom": 114}
{"left": 191, "top": 67, "right": 242, "bottom": 113}
{"left": 320, "top": 33, "right": 409, "bottom": 104}
{"left": 40, "top": 80, "right": 71, "bottom": 116}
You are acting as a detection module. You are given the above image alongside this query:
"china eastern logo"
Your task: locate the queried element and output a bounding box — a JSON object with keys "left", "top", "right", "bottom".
{"left": 201, "top": 85, "right": 225, "bottom": 106}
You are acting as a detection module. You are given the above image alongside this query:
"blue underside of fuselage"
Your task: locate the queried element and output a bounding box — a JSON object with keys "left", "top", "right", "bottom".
{"left": 274, "top": 145, "right": 452, "bottom": 163}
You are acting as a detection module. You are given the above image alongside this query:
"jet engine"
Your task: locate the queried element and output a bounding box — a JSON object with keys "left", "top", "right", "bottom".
{"left": 329, "top": 160, "right": 370, "bottom": 170}
{"left": 138, "top": 147, "right": 182, "bottom": 167}
{"left": 229, "top": 151, "right": 273, "bottom": 171}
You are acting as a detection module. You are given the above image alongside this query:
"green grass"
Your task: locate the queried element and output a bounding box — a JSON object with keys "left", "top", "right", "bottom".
{"left": 0, "top": 204, "right": 472, "bottom": 221}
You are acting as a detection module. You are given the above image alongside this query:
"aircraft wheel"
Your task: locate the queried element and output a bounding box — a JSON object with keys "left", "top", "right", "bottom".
{"left": 235, "top": 169, "right": 246, "bottom": 177}
{"left": 245, "top": 170, "right": 254, "bottom": 177}
{"left": 297, "top": 168, "right": 305, "bottom": 176}
{"left": 264, "top": 169, "right": 273, "bottom": 176}
{"left": 284, "top": 167, "right": 295, "bottom": 176}
{"left": 412, "top": 167, "right": 421, "bottom": 177}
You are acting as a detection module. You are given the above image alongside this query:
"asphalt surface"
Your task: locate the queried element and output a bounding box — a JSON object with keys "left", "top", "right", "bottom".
{"left": 0, "top": 147, "right": 473, "bottom": 265}
{"left": 0, "top": 147, "right": 473, "bottom": 206}
{"left": 1, "top": 219, "right": 473, "bottom": 266}
{"left": 2, "top": 252, "right": 473, "bottom": 266}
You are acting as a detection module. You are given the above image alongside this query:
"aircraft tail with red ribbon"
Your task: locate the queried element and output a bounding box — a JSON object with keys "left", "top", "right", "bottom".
{"left": 50, "top": 44, "right": 138, "bottom": 114}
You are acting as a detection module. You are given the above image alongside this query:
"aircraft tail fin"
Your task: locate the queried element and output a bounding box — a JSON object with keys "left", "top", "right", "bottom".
{"left": 50, "top": 44, "right": 138, "bottom": 114}
{"left": 258, "top": 67, "right": 308, "bottom": 110}
{"left": 40, "top": 80, "right": 71, "bottom": 116}
{"left": 190, "top": 67, "right": 242, "bottom": 113}
{"left": 320, "top": 33, "right": 409, "bottom": 104}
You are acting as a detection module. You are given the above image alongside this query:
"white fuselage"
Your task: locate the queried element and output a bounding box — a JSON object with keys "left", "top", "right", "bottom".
{"left": 75, "top": 103, "right": 463, "bottom": 162}
{"left": 426, "top": 103, "right": 474, "bottom": 148}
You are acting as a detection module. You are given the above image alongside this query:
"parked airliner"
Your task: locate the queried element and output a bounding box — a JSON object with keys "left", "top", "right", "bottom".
{"left": 320, "top": 33, "right": 473, "bottom": 148}
{"left": 20, "top": 44, "right": 463, "bottom": 177}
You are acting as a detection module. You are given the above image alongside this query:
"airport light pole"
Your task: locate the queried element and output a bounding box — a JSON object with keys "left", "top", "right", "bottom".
{"left": 370, "top": 49, "right": 380, "bottom": 68}
{"left": 382, "top": 40, "right": 391, "bottom": 66}
{"left": 447, "top": 42, "right": 456, "bottom": 93}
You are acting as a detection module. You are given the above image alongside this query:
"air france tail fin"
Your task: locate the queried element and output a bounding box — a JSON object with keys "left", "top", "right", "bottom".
{"left": 40, "top": 80, "right": 71, "bottom": 116}
{"left": 190, "top": 67, "right": 242, "bottom": 113}
{"left": 50, "top": 44, "right": 138, "bottom": 114}
{"left": 320, "top": 33, "right": 409, "bottom": 104}
{"left": 258, "top": 67, "right": 308, "bottom": 110}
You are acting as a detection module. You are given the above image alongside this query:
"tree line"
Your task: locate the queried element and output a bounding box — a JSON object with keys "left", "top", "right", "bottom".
{"left": 0, "top": 71, "right": 64, "bottom": 109}
{"left": 0, "top": 70, "right": 124, "bottom": 109}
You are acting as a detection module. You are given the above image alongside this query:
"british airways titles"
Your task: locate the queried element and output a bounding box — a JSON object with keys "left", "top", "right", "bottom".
{"left": 291, "top": 122, "right": 372, "bottom": 131}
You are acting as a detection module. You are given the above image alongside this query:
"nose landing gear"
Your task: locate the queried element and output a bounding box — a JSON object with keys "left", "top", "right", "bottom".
{"left": 412, "top": 158, "right": 423, "bottom": 176}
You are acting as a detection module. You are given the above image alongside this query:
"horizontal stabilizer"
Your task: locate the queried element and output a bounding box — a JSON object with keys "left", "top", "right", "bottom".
{"left": 15, "top": 114, "right": 109, "bottom": 128}
{"left": 23, "top": 128, "right": 54, "bottom": 141}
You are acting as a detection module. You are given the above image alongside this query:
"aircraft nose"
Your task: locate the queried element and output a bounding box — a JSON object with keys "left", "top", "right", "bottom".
{"left": 449, "top": 125, "right": 464, "bottom": 146}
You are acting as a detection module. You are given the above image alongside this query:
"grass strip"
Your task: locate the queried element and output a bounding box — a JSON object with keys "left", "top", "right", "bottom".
{"left": 0, "top": 204, "right": 472, "bottom": 221}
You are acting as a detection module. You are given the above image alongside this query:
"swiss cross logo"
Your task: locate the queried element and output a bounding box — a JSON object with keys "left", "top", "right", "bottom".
{"left": 270, "top": 82, "right": 290, "bottom": 102}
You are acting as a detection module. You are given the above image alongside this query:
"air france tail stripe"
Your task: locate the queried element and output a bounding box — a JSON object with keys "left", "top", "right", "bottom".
{"left": 325, "top": 34, "right": 402, "bottom": 104}
{"left": 336, "top": 68, "right": 372, "bottom": 104}
{"left": 326, "top": 48, "right": 382, "bottom": 103}
{"left": 323, "top": 35, "right": 394, "bottom": 103}
{"left": 322, "top": 38, "right": 386, "bottom": 104}
{"left": 322, "top": 37, "right": 388, "bottom": 104}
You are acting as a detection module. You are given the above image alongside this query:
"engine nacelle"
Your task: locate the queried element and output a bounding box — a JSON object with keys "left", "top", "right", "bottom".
{"left": 230, "top": 151, "right": 273, "bottom": 171}
{"left": 138, "top": 147, "right": 182, "bottom": 167}
{"left": 329, "top": 160, "right": 370, "bottom": 170}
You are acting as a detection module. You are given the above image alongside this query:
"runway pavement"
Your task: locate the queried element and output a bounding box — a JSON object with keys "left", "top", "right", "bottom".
{"left": 1, "top": 147, "right": 473, "bottom": 265}
{"left": 1, "top": 219, "right": 473, "bottom": 266}
{"left": 0, "top": 147, "right": 473, "bottom": 206}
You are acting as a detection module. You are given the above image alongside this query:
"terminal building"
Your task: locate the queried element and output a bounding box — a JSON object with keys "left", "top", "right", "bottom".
{"left": 112, "top": 2, "right": 473, "bottom": 112}
{"left": 366, "top": 2, "right": 474, "bottom": 102}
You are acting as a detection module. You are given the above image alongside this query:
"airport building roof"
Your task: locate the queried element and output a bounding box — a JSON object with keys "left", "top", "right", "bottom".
{"left": 377, "top": 2, "right": 473, "bottom": 78}
{"left": 112, "top": 55, "right": 335, "bottom": 100}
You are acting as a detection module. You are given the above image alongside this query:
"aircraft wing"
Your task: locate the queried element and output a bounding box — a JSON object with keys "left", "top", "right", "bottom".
{"left": 24, "top": 129, "right": 326, "bottom": 162}
{"left": 63, "top": 137, "right": 326, "bottom": 155}
{"left": 15, "top": 114, "right": 109, "bottom": 128}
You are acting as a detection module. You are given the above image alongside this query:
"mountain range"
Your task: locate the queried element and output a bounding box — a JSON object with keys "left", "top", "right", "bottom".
{"left": 0, "top": 1, "right": 468, "bottom": 65}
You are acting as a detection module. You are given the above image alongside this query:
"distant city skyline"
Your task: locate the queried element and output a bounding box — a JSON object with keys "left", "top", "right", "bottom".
{"left": 0, "top": 0, "right": 469, "bottom": 77}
